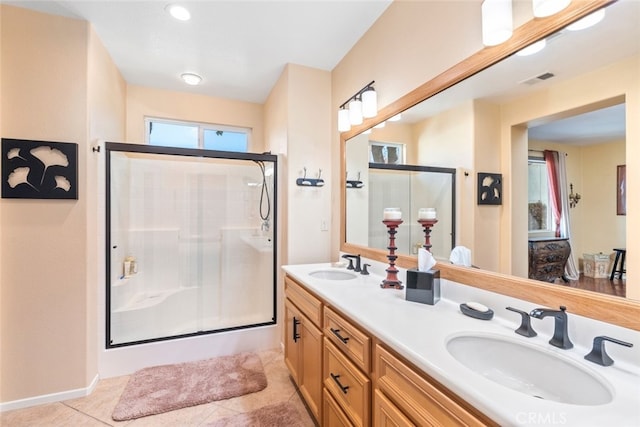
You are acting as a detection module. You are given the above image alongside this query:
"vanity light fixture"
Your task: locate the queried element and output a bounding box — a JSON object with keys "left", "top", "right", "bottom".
{"left": 361, "top": 86, "right": 377, "bottom": 118}
{"left": 349, "top": 97, "right": 364, "bottom": 125}
{"left": 532, "top": 0, "right": 571, "bottom": 18}
{"left": 566, "top": 8, "right": 605, "bottom": 31}
{"left": 388, "top": 113, "right": 402, "bottom": 122}
{"left": 338, "top": 107, "right": 351, "bottom": 132}
{"left": 166, "top": 4, "right": 191, "bottom": 21}
{"left": 337, "top": 81, "right": 377, "bottom": 132}
{"left": 481, "top": 0, "right": 513, "bottom": 46}
{"left": 180, "top": 72, "right": 202, "bottom": 85}
{"left": 374, "top": 121, "right": 386, "bottom": 129}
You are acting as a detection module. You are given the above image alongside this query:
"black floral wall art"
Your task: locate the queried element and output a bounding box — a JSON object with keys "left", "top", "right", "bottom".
{"left": 477, "top": 172, "right": 502, "bottom": 205}
{"left": 2, "top": 138, "right": 78, "bottom": 200}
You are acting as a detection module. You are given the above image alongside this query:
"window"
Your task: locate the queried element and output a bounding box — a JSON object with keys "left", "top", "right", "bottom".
{"left": 528, "top": 158, "right": 554, "bottom": 235}
{"left": 146, "top": 118, "right": 250, "bottom": 152}
{"left": 369, "top": 141, "right": 405, "bottom": 164}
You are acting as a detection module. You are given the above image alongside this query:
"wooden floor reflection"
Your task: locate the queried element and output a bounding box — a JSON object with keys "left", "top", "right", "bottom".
{"left": 560, "top": 274, "right": 626, "bottom": 298}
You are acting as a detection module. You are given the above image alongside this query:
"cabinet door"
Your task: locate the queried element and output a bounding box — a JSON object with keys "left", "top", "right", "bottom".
{"left": 284, "top": 298, "right": 302, "bottom": 384}
{"left": 324, "top": 388, "right": 355, "bottom": 427}
{"left": 299, "top": 314, "right": 323, "bottom": 422}
{"left": 374, "top": 389, "right": 414, "bottom": 427}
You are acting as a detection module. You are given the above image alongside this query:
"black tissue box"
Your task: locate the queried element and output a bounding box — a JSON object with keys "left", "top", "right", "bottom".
{"left": 406, "top": 268, "right": 440, "bottom": 305}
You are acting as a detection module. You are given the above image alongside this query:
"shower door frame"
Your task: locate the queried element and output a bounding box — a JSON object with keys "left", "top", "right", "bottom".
{"left": 104, "top": 142, "right": 278, "bottom": 349}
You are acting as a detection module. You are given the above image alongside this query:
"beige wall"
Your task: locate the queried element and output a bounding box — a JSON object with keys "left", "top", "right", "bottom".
{"left": 282, "top": 64, "right": 333, "bottom": 265}
{"left": 125, "top": 86, "right": 264, "bottom": 150}
{"left": 0, "top": 5, "right": 126, "bottom": 402}
{"left": 86, "top": 26, "right": 127, "bottom": 384}
{"left": 1, "top": 6, "right": 90, "bottom": 401}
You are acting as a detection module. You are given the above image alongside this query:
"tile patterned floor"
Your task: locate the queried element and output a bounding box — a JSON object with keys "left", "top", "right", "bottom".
{"left": 1, "top": 349, "right": 316, "bottom": 427}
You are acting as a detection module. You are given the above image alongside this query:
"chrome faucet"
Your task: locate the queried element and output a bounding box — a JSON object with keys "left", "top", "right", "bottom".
{"left": 341, "top": 254, "right": 362, "bottom": 273}
{"left": 530, "top": 305, "right": 574, "bottom": 349}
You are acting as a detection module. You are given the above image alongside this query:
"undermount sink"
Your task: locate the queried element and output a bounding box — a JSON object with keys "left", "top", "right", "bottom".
{"left": 308, "top": 269, "right": 357, "bottom": 280}
{"left": 446, "top": 333, "right": 612, "bottom": 406}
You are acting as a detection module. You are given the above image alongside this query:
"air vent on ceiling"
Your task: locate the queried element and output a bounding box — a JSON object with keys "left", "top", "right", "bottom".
{"left": 519, "top": 72, "right": 555, "bottom": 85}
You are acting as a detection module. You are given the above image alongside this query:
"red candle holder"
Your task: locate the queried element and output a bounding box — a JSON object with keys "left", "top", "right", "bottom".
{"left": 418, "top": 219, "right": 438, "bottom": 252}
{"left": 381, "top": 219, "right": 404, "bottom": 289}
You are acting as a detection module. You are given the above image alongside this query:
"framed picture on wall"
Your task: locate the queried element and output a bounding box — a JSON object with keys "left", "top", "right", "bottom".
{"left": 617, "top": 164, "right": 626, "bottom": 216}
{"left": 477, "top": 172, "right": 502, "bottom": 205}
{"left": 1, "top": 138, "right": 78, "bottom": 200}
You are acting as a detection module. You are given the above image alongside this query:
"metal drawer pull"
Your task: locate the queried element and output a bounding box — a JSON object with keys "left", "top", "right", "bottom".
{"left": 330, "top": 328, "right": 350, "bottom": 344}
{"left": 330, "top": 373, "right": 350, "bottom": 394}
{"left": 293, "top": 317, "right": 301, "bottom": 343}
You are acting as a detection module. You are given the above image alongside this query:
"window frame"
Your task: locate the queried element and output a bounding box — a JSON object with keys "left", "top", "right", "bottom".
{"left": 145, "top": 117, "right": 252, "bottom": 152}
{"left": 528, "top": 157, "right": 555, "bottom": 237}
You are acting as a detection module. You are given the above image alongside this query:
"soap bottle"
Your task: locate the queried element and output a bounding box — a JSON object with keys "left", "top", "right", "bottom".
{"left": 124, "top": 256, "right": 136, "bottom": 278}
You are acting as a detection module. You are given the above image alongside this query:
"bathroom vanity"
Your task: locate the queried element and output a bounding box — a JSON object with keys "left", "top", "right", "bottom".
{"left": 282, "top": 262, "right": 639, "bottom": 426}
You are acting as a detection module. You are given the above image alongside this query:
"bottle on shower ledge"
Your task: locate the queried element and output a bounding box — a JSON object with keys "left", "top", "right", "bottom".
{"left": 124, "top": 256, "right": 137, "bottom": 278}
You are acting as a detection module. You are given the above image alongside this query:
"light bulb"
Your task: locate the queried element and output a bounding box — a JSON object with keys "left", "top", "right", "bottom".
{"left": 166, "top": 4, "right": 191, "bottom": 21}
{"left": 361, "top": 88, "right": 378, "bottom": 118}
{"left": 338, "top": 108, "right": 351, "bottom": 132}
{"left": 180, "top": 73, "right": 202, "bottom": 85}
{"left": 349, "top": 98, "right": 363, "bottom": 125}
{"left": 532, "top": 0, "right": 571, "bottom": 18}
{"left": 567, "top": 8, "right": 605, "bottom": 31}
{"left": 482, "top": 0, "right": 513, "bottom": 46}
{"left": 516, "top": 39, "right": 546, "bottom": 56}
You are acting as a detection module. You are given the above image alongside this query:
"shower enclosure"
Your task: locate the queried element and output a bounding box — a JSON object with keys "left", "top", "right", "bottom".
{"left": 105, "top": 142, "right": 277, "bottom": 348}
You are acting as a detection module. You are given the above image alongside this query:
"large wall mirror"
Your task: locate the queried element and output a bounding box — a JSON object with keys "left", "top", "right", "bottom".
{"left": 340, "top": 1, "right": 639, "bottom": 330}
{"left": 345, "top": 134, "right": 456, "bottom": 260}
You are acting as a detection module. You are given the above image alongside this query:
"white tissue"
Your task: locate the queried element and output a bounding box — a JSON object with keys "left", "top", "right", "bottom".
{"left": 418, "top": 248, "right": 436, "bottom": 272}
{"left": 450, "top": 246, "right": 472, "bottom": 267}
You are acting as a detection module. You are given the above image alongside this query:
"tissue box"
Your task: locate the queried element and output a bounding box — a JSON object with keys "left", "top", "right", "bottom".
{"left": 406, "top": 268, "right": 440, "bottom": 305}
{"left": 583, "top": 253, "right": 610, "bottom": 278}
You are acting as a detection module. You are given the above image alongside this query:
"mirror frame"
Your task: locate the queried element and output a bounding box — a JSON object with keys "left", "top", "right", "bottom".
{"left": 340, "top": 0, "right": 639, "bottom": 331}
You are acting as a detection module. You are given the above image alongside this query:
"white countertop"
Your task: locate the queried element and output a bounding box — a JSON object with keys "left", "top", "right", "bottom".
{"left": 282, "top": 262, "right": 640, "bottom": 427}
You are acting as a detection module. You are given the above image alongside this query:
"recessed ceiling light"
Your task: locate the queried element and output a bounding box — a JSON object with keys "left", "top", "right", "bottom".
{"left": 181, "top": 73, "right": 202, "bottom": 85}
{"left": 166, "top": 4, "right": 191, "bottom": 21}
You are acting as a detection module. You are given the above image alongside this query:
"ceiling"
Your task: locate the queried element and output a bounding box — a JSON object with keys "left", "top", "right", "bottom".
{"left": 6, "top": 0, "right": 392, "bottom": 104}
{"left": 6, "top": 1, "right": 638, "bottom": 143}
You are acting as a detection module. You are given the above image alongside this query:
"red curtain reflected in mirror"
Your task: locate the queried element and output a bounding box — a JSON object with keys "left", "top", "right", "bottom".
{"left": 617, "top": 165, "right": 626, "bottom": 216}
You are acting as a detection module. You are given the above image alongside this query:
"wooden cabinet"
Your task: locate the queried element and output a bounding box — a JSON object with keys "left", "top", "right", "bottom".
{"left": 284, "top": 274, "right": 494, "bottom": 426}
{"left": 528, "top": 237, "right": 571, "bottom": 282}
{"left": 284, "top": 277, "right": 323, "bottom": 423}
{"left": 324, "top": 380, "right": 356, "bottom": 426}
{"left": 373, "top": 389, "right": 413, "bottom": 427}
{"left": 374, "top": 344, "right": 494, "bottom": 426}
{"left": 322, "top": 306, "right": 372, "bottom": 427}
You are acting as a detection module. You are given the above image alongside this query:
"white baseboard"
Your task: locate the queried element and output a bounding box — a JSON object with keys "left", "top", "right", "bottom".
{"left": 0, "top": 374, "right": 99, "bottom": 413}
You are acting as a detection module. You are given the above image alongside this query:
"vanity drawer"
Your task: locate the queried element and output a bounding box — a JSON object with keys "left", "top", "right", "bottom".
{"left": 373, "top": 389, "right": 413, "bottom": 427}
{"left": 285, "top": 275, "right": 322, "bottom": 327}
{"left": 324, "top": 388, "right": 355, "bottom": 427}
{"left": 324, "top": 338, "right": 371, "bottom": 427}
{"left": 324, "top": 306, "right": 371, "bottom": 373}
{"left": 375, "top": 344, "right": 491, "bottom": 427}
